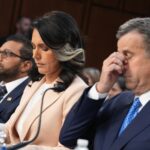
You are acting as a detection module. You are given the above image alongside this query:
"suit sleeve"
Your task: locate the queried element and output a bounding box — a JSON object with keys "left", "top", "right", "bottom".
{"left": 59, "top": 87, "right": 105, "bottom": 149}
{"left": 0, "top": 118, "right": 5, "bottom": 123}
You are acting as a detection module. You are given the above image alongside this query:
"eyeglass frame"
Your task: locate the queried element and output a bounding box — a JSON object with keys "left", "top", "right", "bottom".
{"left": 0, "top": 49, "right": 31, "bottom": 60}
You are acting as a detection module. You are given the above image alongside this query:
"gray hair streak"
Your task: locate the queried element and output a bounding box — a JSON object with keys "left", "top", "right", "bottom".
{"left": 54, "top": 43, "right": 85, "bottom": 67}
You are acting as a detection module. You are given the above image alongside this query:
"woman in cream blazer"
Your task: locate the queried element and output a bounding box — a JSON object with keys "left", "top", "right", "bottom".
{"left": 6, "top": 76, "right": 87, "bottom": 150}
{"left": 3, "top": 11, "right": 88, "bottom": 150}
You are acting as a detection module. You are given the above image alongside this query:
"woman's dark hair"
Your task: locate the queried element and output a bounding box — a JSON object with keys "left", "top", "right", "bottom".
{"left": 32, "top": 11, "right": 86, "bottom": 91}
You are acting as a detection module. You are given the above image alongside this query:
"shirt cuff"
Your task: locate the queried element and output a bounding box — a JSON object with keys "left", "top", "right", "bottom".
{"left": 88, "top": 83, "right": 108, "bottom": 100}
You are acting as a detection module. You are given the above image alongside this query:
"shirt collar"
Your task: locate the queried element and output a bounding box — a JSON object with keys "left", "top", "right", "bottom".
{"left": 135, "top": 90, "right": 150, "bottom": 107}
{"left": 5, "top": 76, "right": 28, "bottom": 94}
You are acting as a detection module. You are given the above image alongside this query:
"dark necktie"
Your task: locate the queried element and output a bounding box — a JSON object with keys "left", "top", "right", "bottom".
{"left": 118, "top": 97, "right": 141, "bottom": 136}
{"left": 0, "top": 85, "right": 7, "bottom": 100}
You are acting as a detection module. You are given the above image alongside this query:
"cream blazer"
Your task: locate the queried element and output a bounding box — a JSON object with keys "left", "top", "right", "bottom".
{"left": 5, "top": 76, "right": 88, "bottom": 150}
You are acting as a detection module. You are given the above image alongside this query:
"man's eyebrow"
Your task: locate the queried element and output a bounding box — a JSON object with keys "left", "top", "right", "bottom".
{"left": 3, "top": 49, "right": 11, "bottom": 51}
{"left": 120, "top": 49, "right": 131, "bottom": 53}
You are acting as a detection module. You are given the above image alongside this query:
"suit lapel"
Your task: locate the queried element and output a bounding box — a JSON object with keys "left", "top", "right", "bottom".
{"left": 111, "top": 101, "right": 150, "bottom": 150}
{"left": 0, "top": 79, "right": 29, "bottom": 112}
{"left": 20, "top": 78, "right": 63, "bottom": 141}
{"left": 102, "top": 93, "right": 134, "bottom": 150}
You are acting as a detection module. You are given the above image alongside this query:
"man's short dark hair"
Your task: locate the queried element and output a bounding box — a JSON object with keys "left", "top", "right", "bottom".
{"left": 6, "top": 34, "right": 33, "bottom": 60}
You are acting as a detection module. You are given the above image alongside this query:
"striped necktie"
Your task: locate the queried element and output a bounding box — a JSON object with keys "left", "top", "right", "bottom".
{"left": 118, "top": 97, "right": 141, "bottom": 136}
{"left": 0, "top": 85, "right": 7, "bottom": 100}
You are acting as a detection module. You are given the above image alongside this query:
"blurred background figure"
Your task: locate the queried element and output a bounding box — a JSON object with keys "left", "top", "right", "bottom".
{"left": 82, "top": 67, "right": 100, "bottom": 86}
{"left": 15, "top": 17, "right": 32, "bottom": 40}
{"left": 108, "top": 76, "right": 128, "bottom": 98}
{"left": 0, "top": 17, "right": 32, "bottom": 46}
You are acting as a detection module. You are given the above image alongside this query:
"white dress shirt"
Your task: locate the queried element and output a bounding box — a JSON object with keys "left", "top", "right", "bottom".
{"left": 0, "top": 76, "right": 28, "bottom": 103}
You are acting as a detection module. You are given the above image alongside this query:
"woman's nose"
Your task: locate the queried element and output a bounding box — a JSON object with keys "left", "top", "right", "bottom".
{"left": 33, "top": 48, "right": 41, "bottom": 60}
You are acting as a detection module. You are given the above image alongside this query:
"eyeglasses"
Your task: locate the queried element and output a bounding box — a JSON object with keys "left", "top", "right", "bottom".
{"left": 0, "top": 49, "right": 30, "bottom": 60}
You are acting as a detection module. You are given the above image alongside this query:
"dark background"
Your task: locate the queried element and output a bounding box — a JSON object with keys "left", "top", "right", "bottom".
{"left": 0, "top": 0, "right": 150, "bottom": 68}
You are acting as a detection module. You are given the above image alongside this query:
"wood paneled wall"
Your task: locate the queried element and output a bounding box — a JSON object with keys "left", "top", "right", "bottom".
{"left": 0, "top": 0, "right": 150, "bottom": 68}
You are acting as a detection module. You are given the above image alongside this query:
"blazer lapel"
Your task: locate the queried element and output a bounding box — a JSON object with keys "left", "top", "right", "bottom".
{"left": 20, "top": 79, "right": 63, "bottom": 141}
{"left": 111, "top": 101, "right": 150, "bottom": 150}
{"left": 9, "top": 78, "right": 46, "bottom": 134}
{"left": 102, "top": 93, "right": 134, "bottom": 150}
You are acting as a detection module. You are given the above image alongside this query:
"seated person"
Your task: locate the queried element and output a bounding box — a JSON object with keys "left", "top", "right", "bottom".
{"left": 108, "top": 76, "right": 128, "bottom": 98}
{"left": 82, "top": 67, "right": 100, "bottom": 86}
{"left": 0, "top": 16, "right": 32, "bottom": 46}
{"left": 1, "top": 11, "right": 87, "bottom": 150}
{"left": 60, "top": 17, "right": 150, "bottom": 150}
{"left": 0, "top": 35, "right": 33, "bottom": 123}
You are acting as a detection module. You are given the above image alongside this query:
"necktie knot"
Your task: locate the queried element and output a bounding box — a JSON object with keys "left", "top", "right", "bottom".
{"left": 0, "top": 85, "right": 7, "bottom": 99}
{"left": 131, "top": 98, "right": 141, "bottom": 114}
{"left": 119, "top": 97, "right": 141, "bottom": 136}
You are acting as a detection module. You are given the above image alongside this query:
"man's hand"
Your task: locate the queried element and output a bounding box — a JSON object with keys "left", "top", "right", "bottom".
{"left": 96, "top": 52, "right": 126, "bottom": 93}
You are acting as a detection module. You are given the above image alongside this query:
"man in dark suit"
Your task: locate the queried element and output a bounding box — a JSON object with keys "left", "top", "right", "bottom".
{"left": 0, "top": 35, "right": 33, "bottom": 123}
{"left": 60, "top": 17, "right": 150, "bottom": 150}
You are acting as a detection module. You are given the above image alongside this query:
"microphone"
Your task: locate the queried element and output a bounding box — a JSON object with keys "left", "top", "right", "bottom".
{"left": 7, "top": 83, "right": 65, "bottom": 150}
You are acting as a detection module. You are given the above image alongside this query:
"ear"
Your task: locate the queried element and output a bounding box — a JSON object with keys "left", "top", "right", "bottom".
{"left": 20, "top": 60, "right": 33, "bottom": 73}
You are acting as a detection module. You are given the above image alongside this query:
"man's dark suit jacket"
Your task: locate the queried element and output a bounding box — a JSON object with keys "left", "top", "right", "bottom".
{"left": 60, "top": 88, "right": 150, "bottom": 150}
{"left": 0, "top": 78, "right": 29, "bottom": 123}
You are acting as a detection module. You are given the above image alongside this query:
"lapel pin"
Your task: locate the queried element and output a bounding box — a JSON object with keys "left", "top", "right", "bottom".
{"left": 7, "top": 97, "right": 12, "bottom": 101}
